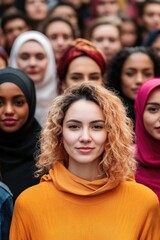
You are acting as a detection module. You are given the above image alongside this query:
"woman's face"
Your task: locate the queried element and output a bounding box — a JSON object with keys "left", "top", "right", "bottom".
{"left": 17, "top": 40, "right": 48, "bottom": 83}
{"left": 142, "top": 3, "right": 160, "bottom": 32}
{"left": 0, "top": 82, "right": 29, "bottom": 133}
{"left": 121, "top": 53, "right": 154, "bottom": 100}
{"left": 63, "top": 56, "right": 103, "bottom": 91}
{"left": 95, "top": 0, "right": 119, "bottom": 17}
{"left": 62, "top": 99, "right": 107, "bottom": 180}
{"left": 46, "top": 21, "right": 74, "bottom": 62}
{"left": 25, "top": 0, "right": 48, "bottom": 21}
{"left": 143, "top": 87, "right": 160, "bottom": 140}
{"left": 120, "top": 22, "right": 137, "bottom": 47}
{"left": 91, "top": 24, "right": 121, "bottom": 62}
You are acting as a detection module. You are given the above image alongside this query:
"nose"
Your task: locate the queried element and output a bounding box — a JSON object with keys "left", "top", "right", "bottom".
{"left": 135, "top": 73, "right": 144, "bottom": 85}
{"left": 29, "top": 57, "right": 36, "bottom": 66}
{"left": 4, "top": 103, "right": 14, "bottom": 115}
{"left": 79, "top": 128, "right": 92, "bottom": 142}
{"left": 103, "top": 40, "right": 110, "bottom": 49}
{"left": 57, "top": 36, "right": 65, "bottom": 46}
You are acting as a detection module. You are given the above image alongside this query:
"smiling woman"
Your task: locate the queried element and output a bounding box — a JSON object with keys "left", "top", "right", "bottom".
{"left": 0, "top": 67, "right": 41, "bottom": 202}
{"left": 9, "top": 83, "right": 160, "bottom": 239}
{"left": 135, "top": 78, "right": 160, "bottom": 201}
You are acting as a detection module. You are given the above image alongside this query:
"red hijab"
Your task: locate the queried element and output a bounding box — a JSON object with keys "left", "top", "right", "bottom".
{"left": 135, "top": 78, "right": 160, "bottom": 200}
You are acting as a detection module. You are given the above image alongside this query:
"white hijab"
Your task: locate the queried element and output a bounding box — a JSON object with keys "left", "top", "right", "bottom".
{"left": 9, "top": 30, "right": 58, "bottom": 126}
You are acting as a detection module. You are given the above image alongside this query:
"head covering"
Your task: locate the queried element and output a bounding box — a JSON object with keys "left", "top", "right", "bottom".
{"left": 142, "top": 30, "right": 160, "bottom": 47}
{"left": 0, "top": 46, "right": 8, "bottom": 66}
{"left": 57, "top": 38, "right": 106, "bottom": 82}
{"left": 9, "top": 30, "right": 58, "bottom": 126}
{"left": 135, "top": 78, "right": 160, "bottom": 200}
{"left": 0, "top": 67, "right": 41, "bottom": 202}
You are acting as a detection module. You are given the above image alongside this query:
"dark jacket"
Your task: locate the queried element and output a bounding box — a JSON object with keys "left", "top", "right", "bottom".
{"left": 0, "top": 182, "right": 13, "bottom": 240}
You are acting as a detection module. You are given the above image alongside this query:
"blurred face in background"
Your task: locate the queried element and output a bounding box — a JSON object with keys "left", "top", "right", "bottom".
{"left": 46, "top": 20, "right": 74, "bottom": 62}
{"left": 91, "top": 24, "right": 121, "bottom": 62}
{"left": 120, "top": 21, "right": 138, "bottom": 47}
{"left": 17, "top": 40, "right": 48, "bottom": 83}
{"left": 25, "top": 0, "right": 48, "bottom": 21}
{"left": 95, "top": 0, "right": 119, "bottom": 17}
{"left": 142, "top": 3, "right": 160, "bottom": 33}
{"left": 121, "top": 53, "right": 154, "bottom": 100}
{"left": 3, "top": 18, "right": 30, "bottom": 50}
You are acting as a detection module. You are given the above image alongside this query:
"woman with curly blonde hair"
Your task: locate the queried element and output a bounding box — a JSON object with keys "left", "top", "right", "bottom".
{"left": 10, "top": 83, "right": 160, "bottom": 239}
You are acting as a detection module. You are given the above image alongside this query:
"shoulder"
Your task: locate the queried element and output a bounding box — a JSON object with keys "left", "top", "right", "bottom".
{"left": 0, "top": 182, "right": 13, "bottom": 207}
{"left": 14, "top": 180, "right": 55, "bottom": 208}
{"left": 0, "top": 182, "right": 12, "bottom": 198}
{"left": 121, "top": 180, "right": 159, "bottom": 206}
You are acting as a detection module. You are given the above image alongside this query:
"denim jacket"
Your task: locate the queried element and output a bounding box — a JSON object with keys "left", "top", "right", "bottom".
{"left": 0, "top": 182, "right": 13, "bottom": 240}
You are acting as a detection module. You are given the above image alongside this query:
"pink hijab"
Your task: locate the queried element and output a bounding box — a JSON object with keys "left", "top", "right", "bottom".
{"left": 135, "top": 78, "right": 160, "bottom": 200}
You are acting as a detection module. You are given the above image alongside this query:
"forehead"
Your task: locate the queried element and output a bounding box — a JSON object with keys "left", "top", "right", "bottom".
{"left": 68, "top": 56, "right": 101, "bottom": 72}
{"left": 143, "top": 3, "right": 160, "bottom": 13}
{"left": 19, "top": 40, "right": 45, "bottom": 52}
{"left": 64, "top": 99, "right": 104, "bottom": 120}
{"left": 46, "top": 21, "right": 73, "bottom": 33}
{"left": 123, "top": 53, "right": 153, "bottom": 67}
{"left": 147, "top": 86, "right": 160, "bottom": 101}
{"left": 5, "top": 18, "right": 27, "bottom": 28}
{"left": 92, "top": 24, "right": 120, "bottom": 36}
{"left": 0, "top": 82, "right": 24, "bottom": 95}
{"left": 53, "top": 6, "right": 76, "bottom": 15}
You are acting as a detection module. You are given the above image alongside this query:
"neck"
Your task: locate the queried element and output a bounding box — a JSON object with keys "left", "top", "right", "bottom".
{"left": 68, "top": 160, "right": 102, "bottom": 181}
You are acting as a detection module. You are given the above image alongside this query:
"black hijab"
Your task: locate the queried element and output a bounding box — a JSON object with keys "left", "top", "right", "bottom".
{"left": 0, "top": 67, "right": 41, "bottom": 202}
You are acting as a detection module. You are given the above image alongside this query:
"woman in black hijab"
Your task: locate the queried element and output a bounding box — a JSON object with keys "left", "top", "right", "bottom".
{"left": 0, "top": 67, "right": 41, "bottom": 202}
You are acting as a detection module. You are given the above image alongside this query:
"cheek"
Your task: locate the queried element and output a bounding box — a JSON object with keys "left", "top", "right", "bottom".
{"left": 41, "top": 59, "right": 48, "bottom": 70}
{"left": 143, "top": 113, "right": 153, "bottom": 129}
{"left": 17, "top": 60, "right": 27, "bottom": 70}
{"left": 22, "top": 105, "right": 29, "bottom": 122}
{"left": 96, "top": 132, "right": 107, "bottom": 145}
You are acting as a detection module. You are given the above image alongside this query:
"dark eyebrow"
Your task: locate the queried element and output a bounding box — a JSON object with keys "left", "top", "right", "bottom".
{"left": 66, "top": 120, "right": 105, "bottom": 123}
{"left": 146, "top": 103, "right": 160, "bottom": 106}
{"left": 0, "top": 95, "right": 25, "bottom": 99}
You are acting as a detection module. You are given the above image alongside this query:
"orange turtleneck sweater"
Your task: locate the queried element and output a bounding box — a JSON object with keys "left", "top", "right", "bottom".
{"left": 10, "top": 162, "right": 160, "bottom": 240}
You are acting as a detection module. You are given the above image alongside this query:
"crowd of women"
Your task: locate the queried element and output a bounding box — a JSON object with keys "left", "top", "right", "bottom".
{"left": 0, "top": 0, "right": 160, "bottom": 239}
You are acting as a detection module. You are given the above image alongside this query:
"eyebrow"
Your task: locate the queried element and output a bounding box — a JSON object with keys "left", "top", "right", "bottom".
{"left": 0, "top": 95, "right": 25, "bottom": 99}
{"left": 66, "top": 120, "right": 105, "bottom": 123}
{"left": 146, "top": 102, "right": 160, "bottom": 106}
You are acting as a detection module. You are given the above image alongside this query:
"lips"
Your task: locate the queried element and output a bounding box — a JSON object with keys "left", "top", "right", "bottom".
{"left": 76, "top": 147, "right": 94, "bottom": 153}
{"left": 2, "top": 118, "right": 17, "bottom": 126}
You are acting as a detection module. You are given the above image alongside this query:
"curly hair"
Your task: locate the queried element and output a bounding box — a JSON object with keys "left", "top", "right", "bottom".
{"left": 35, "top": 82, "right": 136, "bottom": 181}
{"left": 107, "top": 46, "right": 160, "bottom": 94}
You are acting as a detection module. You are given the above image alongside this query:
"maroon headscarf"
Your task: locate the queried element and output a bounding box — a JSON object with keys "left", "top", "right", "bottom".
{"left": 57, "top": 38, "right": 106, "bottom": 82}
{"left": 135, "top": 78, "right": 160, "bottom": 200}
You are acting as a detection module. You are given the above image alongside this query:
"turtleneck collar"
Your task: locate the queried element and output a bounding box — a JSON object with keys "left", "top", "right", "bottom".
{"left": 41, "top": 161, "right": 121, "bottom": 196}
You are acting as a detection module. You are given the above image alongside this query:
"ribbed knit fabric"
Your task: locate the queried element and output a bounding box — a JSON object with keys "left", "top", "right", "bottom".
{"left": 10, "top": 162, "right": 160, "bottom": 240}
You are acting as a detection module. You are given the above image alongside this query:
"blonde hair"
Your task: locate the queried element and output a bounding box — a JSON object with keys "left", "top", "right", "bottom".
{"left": 36, "top": 83, "right": 136, "bottom": 181}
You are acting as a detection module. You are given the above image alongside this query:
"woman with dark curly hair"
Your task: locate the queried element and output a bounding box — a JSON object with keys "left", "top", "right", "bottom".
{"left": 10, "top": 82, "right": 160, "bottom": 239}
{"left": 107, "top": 46, "right": 160, "bottom": 124}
